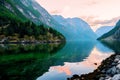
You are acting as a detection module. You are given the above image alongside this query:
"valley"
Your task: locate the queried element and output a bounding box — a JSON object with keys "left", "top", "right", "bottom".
{"left": 0, "top": 0, "right": 120, "bottom": 80}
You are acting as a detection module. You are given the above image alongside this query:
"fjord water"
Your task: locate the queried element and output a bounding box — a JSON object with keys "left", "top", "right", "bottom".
{"left": 0, "top": 41, "right": 114, "bottom": 80}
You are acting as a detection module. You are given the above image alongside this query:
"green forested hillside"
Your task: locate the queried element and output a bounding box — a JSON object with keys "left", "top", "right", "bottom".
{"left": 0, "top": 0, "right": 27, "bottom": 21}
{"left": 0, "top": 3, "right": 65, "bottom": 43}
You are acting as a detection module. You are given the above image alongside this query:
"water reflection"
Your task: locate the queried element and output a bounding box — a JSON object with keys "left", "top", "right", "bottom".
{"left": 96, "top": 41, "right": 114, "bottom": 53}
{"left": 0, "top": 43, "right": 64, "bottom": 55}
{"left": 51, "top": 41, "right": 96, "bottom": 63}
{"left": 0, "top": 43, "right": 65, "bottom": 80}
{"left": 0, "top": 41, "right": 114, "bottom": 80}
{"left": 100, "top": 41, "right": 120, "bottom": 53}
{"left": 37, "top": 41, "right": 114, "bottom": 80}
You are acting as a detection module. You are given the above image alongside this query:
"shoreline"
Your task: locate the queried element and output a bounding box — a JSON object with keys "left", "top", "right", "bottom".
{"left": 68, "top": 54, "right": 120, "bottom": 80}
{"left": 0, "top": 40, "right": 65, "bottom": 44}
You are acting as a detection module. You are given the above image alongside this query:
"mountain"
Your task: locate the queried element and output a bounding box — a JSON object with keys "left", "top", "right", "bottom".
{"left": 98, "top": 20, "right": 120, "bottom": 41}
{"left": 2, "top": 0, "right": 96, "bottom": 41}
{"left": 96, "top": 26, "right": 114, "bottom": 37}
{"left": 1, "top": 0, "right": 64, "bottom": 32}
{"left": 1, "top": 0, "right": 54, "bottom": 24}
{"left": 53, "top": 15, "right": 97, "bottom": 41}
{"left": 0, "top": 0, "right": 65, "bottom": 43}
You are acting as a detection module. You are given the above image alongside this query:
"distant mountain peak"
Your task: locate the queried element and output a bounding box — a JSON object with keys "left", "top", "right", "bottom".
{"left": 53, "top": 15, "right": 97, "bottom": 41}
{"left": 3, "top": 0, "right": 96, "bottom": 41}
{"left": 98, "top": 20, "right": 120, "bottom": 41}
{"left": 96, "top": 26, "right": 114, "bottom": 38}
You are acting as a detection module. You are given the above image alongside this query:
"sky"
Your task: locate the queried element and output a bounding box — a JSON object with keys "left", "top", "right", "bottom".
{"left": 36, "top": 0, "right": 120, "bottom": 31}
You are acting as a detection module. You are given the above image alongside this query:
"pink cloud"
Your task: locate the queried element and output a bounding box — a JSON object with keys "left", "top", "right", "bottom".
{"left": 50, "top": 10, "right": 61, "bottom": 14}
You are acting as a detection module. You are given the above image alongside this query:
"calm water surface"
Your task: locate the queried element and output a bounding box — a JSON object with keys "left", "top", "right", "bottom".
{"left": 0, "top": 41, "right": 114, "bottom": 80}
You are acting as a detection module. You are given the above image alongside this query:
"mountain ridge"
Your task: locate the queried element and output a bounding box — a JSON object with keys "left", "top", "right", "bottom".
{"left": 98, "top": 20, "right": 120, "bottom": 41}
{"left": 96, "top": 26, "right": 114, "bottom": 37}
{"left": 0, "top": 0, "right": 65, "bottom": 43}
{"left": 2, "top": 0, "right": 96, "bottom": 41}
{"left": 53, "top": 15, "right": 97, "bottom": 41}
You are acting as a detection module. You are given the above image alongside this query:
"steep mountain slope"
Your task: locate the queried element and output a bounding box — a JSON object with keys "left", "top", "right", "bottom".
{"left": 2, "top": 0, "right": 96, "bottom": 41}
{"left": 96, "top": 26, "right": 114, "bottom": 37}
{"left": 53, "top": 15, "right": 97, "bottom": 41}
{"left": 0, "top": 0, "right": 67, "bottom": 41}
{"left": 0, "top": 0, "right": 65, "bottom": 43}
{"left": 2, "top": 0, "right": 60, "bottom": 26}
{"left": 98, "top": 20, "right": 120, "bottom": 41}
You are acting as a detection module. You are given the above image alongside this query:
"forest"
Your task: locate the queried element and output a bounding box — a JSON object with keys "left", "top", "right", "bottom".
{"left": 0, "top": 5, "right": 65, "bottom": 43}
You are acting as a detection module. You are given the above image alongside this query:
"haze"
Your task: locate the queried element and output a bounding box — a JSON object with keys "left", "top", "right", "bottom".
{"left": 36, "top": 0, "right": 120, "bottom": 31}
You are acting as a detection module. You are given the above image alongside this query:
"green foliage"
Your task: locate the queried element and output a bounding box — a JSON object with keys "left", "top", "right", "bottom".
{"left": 0, "top": 0, "right": 65, "bottom": 42}
{"left": 0, "top": 19, "right": 65, "bottom": 41}
{"left": 13, "top": 0, "right": 41, "bottom": 17}
{"left": 0, "top": 5, "right": 24, "bottom": 23}
{"left": 4, "top": 0, "right": 28, "bottom": 21}
{"left": 0, "top": 0, "right": 5, "bottom": 5}
{"left": 0, "top": 43, "right": 65, "bottom": 80}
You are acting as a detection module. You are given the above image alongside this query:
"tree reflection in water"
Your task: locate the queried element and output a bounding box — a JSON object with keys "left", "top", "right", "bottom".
{"left": 0, "top": 43, "right": 65, "bottom": 80}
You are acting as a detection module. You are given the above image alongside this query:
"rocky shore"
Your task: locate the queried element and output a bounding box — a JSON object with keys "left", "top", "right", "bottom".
{"left": 67, "top": 54, "right": 120, "bottom": 80}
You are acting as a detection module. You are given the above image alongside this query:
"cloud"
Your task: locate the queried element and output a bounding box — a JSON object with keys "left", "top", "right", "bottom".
{"left": 86, "top": 0, "right": 98, "bottom": 6}
{"left": 50, "top": 10, "right": 61, "bottom": 14}
{"left": 80, "top": 15, "right": 98, "bottom": 26}
{"left": 92, "top": 16, "right": 120, "bottom": 26}
{"left": 63, "top": 6, "right": 71, "bottom": 13}
{"left": 80, "top": 16, "right": 120, "bottom": 31}
{"left": 81, "top": 16, "right": 120, "bottom": 26}
{"left": 80, "top": 16, "right": 97, "bottom": 21}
